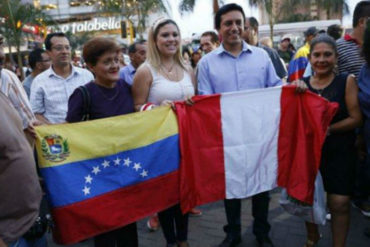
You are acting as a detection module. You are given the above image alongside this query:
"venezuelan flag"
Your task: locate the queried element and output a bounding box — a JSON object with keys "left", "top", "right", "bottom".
{"left": 287, "top": 43, "right": 310, "bottom": 82}
{"left": 35, "top": 106, "right": 180, "bottom": 244}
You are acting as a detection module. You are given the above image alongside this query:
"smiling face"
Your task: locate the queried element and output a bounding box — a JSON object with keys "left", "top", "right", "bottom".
{"left": 89, "top": 50, "right": 120, "bottom": 85}
{"left": 155, "top": 23, "right": 180, "bottom": 57}
{"left": 218, "top": 10, "right": 244, "bottom": 50}
{"left": 309, "top": 42, "right": 337, "bottom": 76}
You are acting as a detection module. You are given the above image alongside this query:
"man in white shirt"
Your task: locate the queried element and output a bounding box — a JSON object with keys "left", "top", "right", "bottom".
{"left": 30, "top": 32, "right": 94, "bottom": 124}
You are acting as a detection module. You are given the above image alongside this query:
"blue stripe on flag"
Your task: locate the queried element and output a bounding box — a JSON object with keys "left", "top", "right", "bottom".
{"left": 41, "top": 134, "right": 179, "bottom": 207}
{"left": 288, "top": 56, "right": 308, "bottom": 77}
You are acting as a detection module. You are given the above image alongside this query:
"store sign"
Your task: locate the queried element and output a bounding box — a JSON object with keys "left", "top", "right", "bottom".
{"left": 57, "top": 17, "right": 123, "bottom": 34}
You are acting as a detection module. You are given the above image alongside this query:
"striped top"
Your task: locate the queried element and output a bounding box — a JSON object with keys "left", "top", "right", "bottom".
{"left": 337, "top": 35, "right": 365, "bottom": 78}
{"left": 0, "top": 69, "right": 34, "bottom": 129}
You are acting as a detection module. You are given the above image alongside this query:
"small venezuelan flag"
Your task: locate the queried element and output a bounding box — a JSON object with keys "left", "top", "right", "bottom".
{"left": 35, "top": 106, "right": 180, "bottom": 244}
{"left": 287, "top": 43, "right": 310, "bottom": 82}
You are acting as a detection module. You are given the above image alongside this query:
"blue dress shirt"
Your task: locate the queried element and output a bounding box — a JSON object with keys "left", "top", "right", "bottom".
{"left": 197, "top": 41, "right": 282, "bottom": 95}
{"left": 119, "top": 63, "right": 136, "bottom": 85}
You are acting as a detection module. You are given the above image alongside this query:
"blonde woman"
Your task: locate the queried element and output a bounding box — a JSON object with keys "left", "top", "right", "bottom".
{"left": 132, "top": 18, "right": 195, "bottom": 247}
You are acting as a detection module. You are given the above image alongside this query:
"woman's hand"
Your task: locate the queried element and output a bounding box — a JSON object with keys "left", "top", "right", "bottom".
{"left": 291, "top": 80, "right": 307, "bottom": 93}
{"left": 184, "top": 95, "right": 194, "bottom": 106}
{"left": 160, "top": 100, "right": 176, "bottom": 110}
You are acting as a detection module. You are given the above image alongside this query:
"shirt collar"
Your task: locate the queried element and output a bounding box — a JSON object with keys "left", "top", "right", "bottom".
{"left": 215, "top": 41, "right": 252, "bottom": 55}
{"left": 127, "top": 63, "right": 136, "bottom": 74}
{"left": 48, "top": 64, "right": 80, "bottom": 79}
{"left": 344, "top": 34, "right": 360, "bottom": 45}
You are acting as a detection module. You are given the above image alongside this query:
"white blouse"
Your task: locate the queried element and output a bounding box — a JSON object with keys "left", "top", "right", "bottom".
{"left": 146, "top": 63, "right": 195, "bottom": 105}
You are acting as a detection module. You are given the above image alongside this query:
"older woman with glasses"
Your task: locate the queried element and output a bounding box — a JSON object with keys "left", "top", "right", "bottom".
{"left": 66, "top": 37, "right": 137, "bottom": 247}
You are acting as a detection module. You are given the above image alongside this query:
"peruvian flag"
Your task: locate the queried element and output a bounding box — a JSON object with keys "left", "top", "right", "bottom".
{"left": 175, "top": 86, "right": 338, "bottom": 213}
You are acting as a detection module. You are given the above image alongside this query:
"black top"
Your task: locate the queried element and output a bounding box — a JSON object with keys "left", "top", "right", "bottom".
{"left": 303, "top": 73, "right": 357, "bottom": 195}
{"left": 303, "top": 73, "right": 355, "bottom": 143}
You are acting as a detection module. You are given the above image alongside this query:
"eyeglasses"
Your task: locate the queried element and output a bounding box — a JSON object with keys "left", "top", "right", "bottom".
{"left": 52, "top": 45, "right": 71, "bottom": 51}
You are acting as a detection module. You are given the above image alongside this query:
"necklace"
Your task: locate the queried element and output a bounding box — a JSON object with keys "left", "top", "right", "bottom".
{"left": 161, "top": 62, "right": 175, "bottom": 74}
{"left": 161, "top": 63, "right": 178, "bottom": 80}
{"left": 315, "top": 88, "right": 325, "bottom": 96}
{"left": 310, "top": 74, "right": 334, "bottom": 97}
{"left": 95, "top": 82, "right": 119, "bottom": 101}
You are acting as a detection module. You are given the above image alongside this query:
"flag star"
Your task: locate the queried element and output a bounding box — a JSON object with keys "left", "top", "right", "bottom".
{"left": 82, "top": 186, "right": 90, "bottom": 195}
{"left": 140, "top": 169, "right": 148, "bottom": 177}
{"left": 102, "top": 160, "right": 110, "bottom": 168}
{"left": 114, "top": 157, "right": 121, "bottom": 166}
{"left": 123, "top": 158, "right": 132, "bottom": 167}
{"left": 133, "top": 163, "right": 142, "bottom": 171}
{"left": 92, "top": 166, "right": 101, "bottom": 175}
{"left": 85, "top": 175, "right": 93, "bottom": 184}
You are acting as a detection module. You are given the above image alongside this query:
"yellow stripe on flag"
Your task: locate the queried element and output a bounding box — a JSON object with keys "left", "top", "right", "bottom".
{"left": 35, "top": 106, "right": 178, "bottom": 168}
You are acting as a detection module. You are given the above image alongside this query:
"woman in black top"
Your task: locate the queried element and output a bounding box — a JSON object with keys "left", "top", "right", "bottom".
{"left": 302, "top": 35, "right": 362, "bottom": 247}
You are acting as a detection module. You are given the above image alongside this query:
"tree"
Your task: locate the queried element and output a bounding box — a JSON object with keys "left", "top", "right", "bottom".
{"left": 97, "top": 0, "right": 170, "bottom": 39}
{"left": 249, "top": 0, "right": 274, "bottom": 40}
{"left": 0, "top": 0, "right": 52, "bottom": 80}
{"left": 315, "top": 0, "right": 349, "bottom": 19}
{"left": 276, "top": 0, "right": 311, "bottom": 23}
{"left": 179, "top": 0, "right": 222, "bottom": 15}
{"left": 249, "top": 0, "right": 310, "bottom": 40}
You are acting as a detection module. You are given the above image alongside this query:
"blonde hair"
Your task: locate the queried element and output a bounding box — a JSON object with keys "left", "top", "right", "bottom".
{"left": 147, "top": 18, "right": 187, "bottom": 72}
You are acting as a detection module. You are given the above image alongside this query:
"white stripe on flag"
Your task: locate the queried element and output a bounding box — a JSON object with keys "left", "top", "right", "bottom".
{"left": 220, "top": 87, "right": 282, "bottom": 199}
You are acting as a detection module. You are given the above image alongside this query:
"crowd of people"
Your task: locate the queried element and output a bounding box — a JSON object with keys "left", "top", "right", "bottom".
{"left": 0, "top": 1, "right": 370, "bottom": 247}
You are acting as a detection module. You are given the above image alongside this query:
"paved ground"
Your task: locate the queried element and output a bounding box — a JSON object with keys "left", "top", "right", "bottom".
{"left": 49, "top": 189, "right": 370, "bottom": 247}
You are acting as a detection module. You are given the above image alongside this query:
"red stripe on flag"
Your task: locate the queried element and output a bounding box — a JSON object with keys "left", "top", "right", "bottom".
{"left": 277, "top": 86, "right": 338, "bottom": 204}
{"left": 175, "top": 94, "right": 225, "bottom": 213}
{"left": 288, "top": 68, "right": 306, "bottom": 82}
{"left": 51, "top": 171, "right": 180, "bottom": 245}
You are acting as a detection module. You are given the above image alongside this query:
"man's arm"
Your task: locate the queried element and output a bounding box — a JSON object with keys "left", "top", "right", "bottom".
{"left": 35, "top": 113, "right": 51, "bottom": 125}
{"left": 196, "top": 59, "right": 213, "bottom": 95}
{"left": 0, "top": 238, "right": 7, "bottom": 247}
{"left": 264, "top": 52, "right": 283, "bottom": 87}
{"left": 30, "top": 79, "right": 49, "bottom": 124}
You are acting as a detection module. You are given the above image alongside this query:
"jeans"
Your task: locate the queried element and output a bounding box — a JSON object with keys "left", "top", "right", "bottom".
{"left": 353, "top": 124, "right": 370, "bottom": 203}
{"left": 224, "top": 191, "right": 271, "bottom": 240}
{"left": 158, "top": 204, "right": 189, "bottom": 244}
{"left": 8, "top": 235, "right": 47, "bottom": 247}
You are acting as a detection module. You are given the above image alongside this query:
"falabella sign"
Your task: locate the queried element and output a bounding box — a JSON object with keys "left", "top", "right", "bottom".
{"left": 57, "top": 17, "right": 123, "bottom": 34}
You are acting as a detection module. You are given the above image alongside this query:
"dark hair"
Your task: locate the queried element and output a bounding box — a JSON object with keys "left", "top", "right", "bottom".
{"left": 309, "top": 34, "right": 337, "bottom": 55}
{"left": 353, "top": 0, "right": 370, "bottom": 28}
{"left": 182, "top": 46, "right": 191, "bottom": 57}
{"left": 83, "top": 37, "right": 120, "bottom": 66}
{"left": 327, "top": 24, "right": 343, "bottom": 40}
{"left": 28, "top": 48, "right": 46, "bottom": 69}
{"left": 128, "top": 40, "right": 146, "bottom": 54}
{"left": 44, "top": 32, "right": 68, "bottom": 51}
{"left": 201, "top": 31, "right": 219, "bottom": 44}
{"left": 215, "top": 3, "right": 246, "bottom": 30}
{"left": 363, "top": 20, "right": 370, "bottom": 65}
{"left": 248, "top": 17, "right": 259, "bottom": 31}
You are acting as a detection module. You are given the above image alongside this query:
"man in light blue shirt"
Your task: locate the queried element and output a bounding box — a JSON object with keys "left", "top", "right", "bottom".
{"left": 197, "top": 4, "right": 281, "bottom": 247}
{"left": 119, "top": 40, "right": 147, "bottom": 85}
